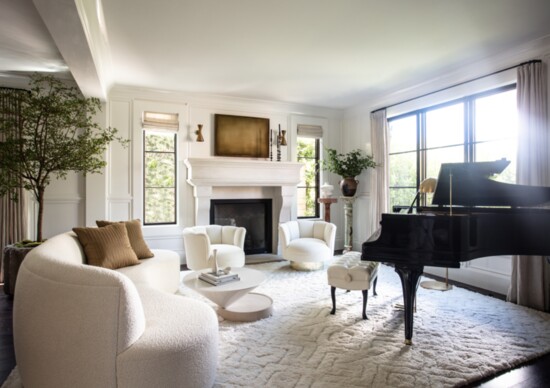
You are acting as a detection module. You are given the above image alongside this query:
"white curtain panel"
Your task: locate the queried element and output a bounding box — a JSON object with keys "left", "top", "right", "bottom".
{"left": 369, "top": 109, "right": 389, "bottom": 237}
{"left": 507, "top": 60, "right": 550, "bottom": 312}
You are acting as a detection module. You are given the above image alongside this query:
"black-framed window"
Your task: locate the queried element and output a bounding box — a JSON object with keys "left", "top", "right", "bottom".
{"left": 297, "top": 137, "right": 320, "bottom": 218}
{"left": 388, "top": 84, "right": 518, "bottom": 212}
{"left": 143, "top": 131, "right": 177, "bottom": 224}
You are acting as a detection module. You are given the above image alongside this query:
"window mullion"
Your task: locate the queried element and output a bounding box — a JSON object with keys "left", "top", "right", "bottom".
{"left": 464, "top": 98, "right": 474, "bottom": 162}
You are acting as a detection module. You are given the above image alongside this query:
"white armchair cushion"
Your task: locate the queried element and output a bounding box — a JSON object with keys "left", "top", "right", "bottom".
{"left": 183, "top": 225, "right": 246, "bottom": 270}
{"left": 279, "top": 220, "right": 336, "bottom": 269}
{"left": 284, "top": 238, "right": 332, "bottom": 262}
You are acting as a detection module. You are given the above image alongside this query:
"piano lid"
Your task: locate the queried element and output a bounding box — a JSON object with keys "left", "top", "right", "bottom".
{"left": 431, "top": 159, "right": 550, "bottom": 207}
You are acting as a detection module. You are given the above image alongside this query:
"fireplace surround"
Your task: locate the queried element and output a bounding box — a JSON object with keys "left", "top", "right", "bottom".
{"left": 185, "top": 158, "right": 303, "bottom": 253}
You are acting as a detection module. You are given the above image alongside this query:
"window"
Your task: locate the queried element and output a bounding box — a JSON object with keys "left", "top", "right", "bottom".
{"left": 296, "top": 124, "right": 323, "bottom": 218}
{"left": 142, "top": 111, "right": 179, "bottom": 225}
{"left": 388, "top": 85, "right": 517, "bottom": 212}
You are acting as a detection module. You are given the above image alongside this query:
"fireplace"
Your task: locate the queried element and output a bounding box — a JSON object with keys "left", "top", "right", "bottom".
{"left": 210, "top": 199, "right": 272, "bottom": 254}
{"left": 185, "top": 158, "right": 303, "bottom": 255}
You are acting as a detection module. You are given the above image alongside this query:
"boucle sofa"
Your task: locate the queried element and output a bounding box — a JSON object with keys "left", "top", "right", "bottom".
{"left": 13, "top": 231, "right": 219, "bottom": 388}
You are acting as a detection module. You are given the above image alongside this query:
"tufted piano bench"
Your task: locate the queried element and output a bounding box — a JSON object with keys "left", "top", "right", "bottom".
{"left": 327, "top": 251, "right": 379, "bottom": 319}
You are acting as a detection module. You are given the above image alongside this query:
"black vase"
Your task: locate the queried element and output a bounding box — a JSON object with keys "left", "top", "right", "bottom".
{"left": 340, "top": 178, "right": 358, "bottom": 197}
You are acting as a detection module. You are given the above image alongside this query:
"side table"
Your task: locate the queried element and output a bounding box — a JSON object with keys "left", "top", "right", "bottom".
{"left": 317, "top": 197, "right": 338, "bottom": 222}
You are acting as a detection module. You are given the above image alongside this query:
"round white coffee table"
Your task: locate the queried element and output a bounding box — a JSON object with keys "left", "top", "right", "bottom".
{"left": 183, "top": 267, "right": 273, "bottom": 322}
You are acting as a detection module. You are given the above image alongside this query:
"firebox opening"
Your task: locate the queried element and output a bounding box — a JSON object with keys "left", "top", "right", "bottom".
{"left": 210, "top": 199, "right": 272, "bottom": 255}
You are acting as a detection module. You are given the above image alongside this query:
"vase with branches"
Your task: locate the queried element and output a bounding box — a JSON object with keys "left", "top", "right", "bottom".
{"left": 0, "top": 74, "right": 127, "bottom": 242}
{"left": 320, "top": 148, "right": 377, "bottom": 196}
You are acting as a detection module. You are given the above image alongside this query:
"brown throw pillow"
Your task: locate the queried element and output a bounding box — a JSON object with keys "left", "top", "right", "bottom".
{"left": 73, "top": 223, "right": 140, "bottom": 269}
{"left": 96, "top": 219, "right": 154, "bottom": 259}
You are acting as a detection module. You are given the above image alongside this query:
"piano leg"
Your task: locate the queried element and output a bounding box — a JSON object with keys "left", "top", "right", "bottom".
{"left": 394, "top": 264, "right": 424, "bottom": 345}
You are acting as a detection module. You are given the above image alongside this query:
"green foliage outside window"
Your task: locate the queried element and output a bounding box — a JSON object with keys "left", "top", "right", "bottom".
{"left": 389, "top": 152, "right": 417, "bottom": 211}
{"left": 297, "top": 138, "right": 318, "bottom": 217}
{"left": 144, "top": 132, "right": 176, "bottom": 224}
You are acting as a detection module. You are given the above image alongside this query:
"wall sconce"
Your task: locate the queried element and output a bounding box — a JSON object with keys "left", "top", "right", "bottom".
{"left": 195, "top": 124, "right": 204, "bottom": 142}
{"left": 276, "top": 124, "right": 287, "bottom": 161}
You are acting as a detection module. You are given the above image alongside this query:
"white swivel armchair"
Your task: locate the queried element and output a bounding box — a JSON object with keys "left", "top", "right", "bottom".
{"left": 278, "top": 220, "right": 336, "bottom": 270}
{"left": 183, "top": 225, "right": 246, "bottom": 270}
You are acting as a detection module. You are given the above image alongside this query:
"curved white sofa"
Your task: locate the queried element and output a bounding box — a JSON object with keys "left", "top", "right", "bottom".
{"left": 13, "top": 232, "right": 219, "bottom": 388}
{"left": 279, "top": 220, "right": 336, "bottom": 270}
{"left": 183, "top": 225, "right": 246, "bottom": 270}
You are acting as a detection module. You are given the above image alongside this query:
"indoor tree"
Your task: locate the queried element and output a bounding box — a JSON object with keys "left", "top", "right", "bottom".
{"left": 0, "top": 74, "right": 126, "bottom": 242}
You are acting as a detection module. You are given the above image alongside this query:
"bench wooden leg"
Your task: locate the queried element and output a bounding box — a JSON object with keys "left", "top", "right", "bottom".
{"left": 330, "top": 286, "right": 336, "bottom": 315}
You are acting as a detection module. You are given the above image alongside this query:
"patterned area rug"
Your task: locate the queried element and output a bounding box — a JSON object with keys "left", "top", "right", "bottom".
{"left": 186, "top": 260, "right": 550, "bottom": 388}
{"left": 3, "top": 259, "right": 549, "bottom": 388}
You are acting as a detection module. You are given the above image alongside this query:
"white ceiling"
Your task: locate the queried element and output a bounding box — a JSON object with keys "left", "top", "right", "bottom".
{"left": 1, "top": 0, "right": 550, "bottom": 109}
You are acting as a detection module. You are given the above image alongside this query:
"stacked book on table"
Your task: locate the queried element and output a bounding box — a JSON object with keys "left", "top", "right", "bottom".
{"left": 199, "top": 270, "right": 240, "bottom": 286}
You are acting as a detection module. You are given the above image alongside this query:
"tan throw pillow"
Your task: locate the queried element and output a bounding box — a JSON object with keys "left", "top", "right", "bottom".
{"left": 96, "top": 219, "right": 154, "bottom": 259}
{"left": 73, "top": 223, "right": 140, "bottom": 269}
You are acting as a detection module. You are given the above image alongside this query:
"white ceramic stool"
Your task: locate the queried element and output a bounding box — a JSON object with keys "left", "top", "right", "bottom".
{"left": 327, "top": 251, "right": 379, "bottom": 319}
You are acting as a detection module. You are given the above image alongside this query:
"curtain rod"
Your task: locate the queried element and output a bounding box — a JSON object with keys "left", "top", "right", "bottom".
{"left": 371, "top": 59, "right": 542, "bottom": 114}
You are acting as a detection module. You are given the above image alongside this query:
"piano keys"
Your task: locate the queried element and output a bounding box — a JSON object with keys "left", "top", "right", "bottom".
{"left": 362, "top": 159, "right": 550, "bottom": 345}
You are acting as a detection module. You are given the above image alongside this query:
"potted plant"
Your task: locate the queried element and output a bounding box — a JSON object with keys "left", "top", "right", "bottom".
{"left": 0, "top": 74, "right": 126, "bottom": 295}
{"left": 320, "top": 148, "right": 377, "bottom": 196}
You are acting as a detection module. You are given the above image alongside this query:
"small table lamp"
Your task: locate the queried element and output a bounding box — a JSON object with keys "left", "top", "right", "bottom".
{"left": 407, "top": 177, "right": 437, "bottom": 214}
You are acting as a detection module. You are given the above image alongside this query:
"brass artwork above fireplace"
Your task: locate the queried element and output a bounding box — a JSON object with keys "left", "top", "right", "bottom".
{"left": 214, "top": 114, "right": 270, "bottom": 158}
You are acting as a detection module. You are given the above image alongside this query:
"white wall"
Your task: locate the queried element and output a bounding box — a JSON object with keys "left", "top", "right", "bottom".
{"left": 86, "top": 87, "right": 345, "bottom": 262}
{"left": 343, "top": 36, "right": 550, "bottom": 295}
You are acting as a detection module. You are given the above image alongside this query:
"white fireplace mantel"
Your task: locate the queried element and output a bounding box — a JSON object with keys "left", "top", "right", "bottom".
{"left": 185, "top": 158, "right": 303, "bottom": 187}
{"left": 185, "top": 158, "right": 303, "bottom": 227}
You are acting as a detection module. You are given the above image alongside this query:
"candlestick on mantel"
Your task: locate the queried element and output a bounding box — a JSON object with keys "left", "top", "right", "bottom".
{"left": 269, "top": 129, "right": 273, "bottom": 161}
{"left": 276, "top": 124, "right": 282, "bottom": 162}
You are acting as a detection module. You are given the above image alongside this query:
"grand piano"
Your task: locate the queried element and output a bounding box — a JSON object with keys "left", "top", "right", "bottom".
{"left": 362, "top": 159, "right": 550, "bottom": 345}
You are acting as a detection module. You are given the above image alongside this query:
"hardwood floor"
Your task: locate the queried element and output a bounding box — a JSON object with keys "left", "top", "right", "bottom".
{"left": 0, "top": 284, "right": 548, "bottom": 387}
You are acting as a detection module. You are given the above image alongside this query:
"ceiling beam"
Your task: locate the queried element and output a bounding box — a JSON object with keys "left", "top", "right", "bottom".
{"left": 32, "top": 0, "right": 109, "bottom": 99}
